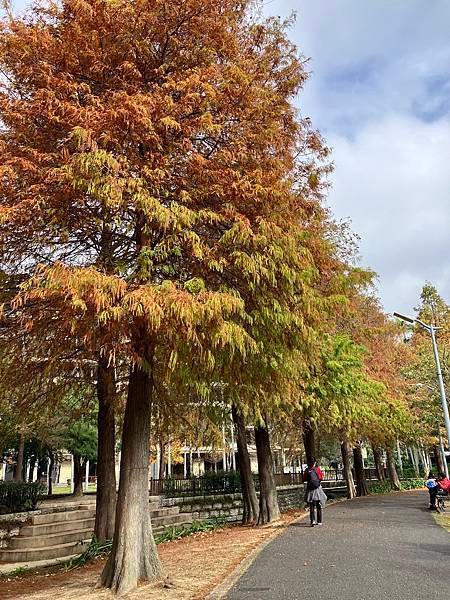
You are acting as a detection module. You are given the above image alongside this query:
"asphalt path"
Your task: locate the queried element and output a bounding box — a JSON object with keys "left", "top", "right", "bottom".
{"left": 226, "top": 491, "right": 449, "bottom": 600}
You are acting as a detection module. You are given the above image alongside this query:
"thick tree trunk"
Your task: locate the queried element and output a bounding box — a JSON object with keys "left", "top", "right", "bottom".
{"left": 341, "top": 441, "right": 357, "bottom": 499}
{"left": 14, "top": 434, "right": 25, "bottom": 483}
{"left": 28, "top": 456, "right": 36, "bottom": 482}
{"left": 73, "top": 454, "right": 84, "bottom": 497}
{"left": 302, "top": 420, "right": 316, "bottom": 466}
{"left": 386, "top": 447, "right": 401, "bottom": 490}
{"left": 158, "top": 441, "right": 166, "bottom": 479}
{"left": 95, "top": 356, "right": 117, "bottom": 542}
{"left": 372, "top": 445, "right": 386, "bottom": 481}
{"left": 101, "top": 357, "right": 162, "bottom": 595}
{"left": 353, "top": 443, "right": 368, "bottom": 496}
{"left": 232, "top": 405, "right": 258, "bottom": 524}
{"left": 254, "top": 424, "right": 280, "bottom": 525}
{"left": 432, "top": 444, "right": 445, "bottom": 475}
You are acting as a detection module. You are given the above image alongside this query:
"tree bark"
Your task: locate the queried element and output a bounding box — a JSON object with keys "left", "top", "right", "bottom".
{"left": 302, "top": 420, "right": 316, "bottom": 466}
{"left": 372, "top": 445, "right": 386, "bottom": 480}
{"left": 101, "top": 355, "right": 162, "bottom": 595}
{"left": 432, "top": 444, "right": 444, "bottom": 475}
{"left": 95, "top": 355, "right": 117, "bottom": 542}
{"left": 254, "top": 424, "right": 280, "bottom": 525}
{"left": 386, "top": 447, "right": 401, "bottom": 490}
{"left": 353, "top": 443, "right": 368, "bottom": 496}
{"left": 232, "top": 405, "right": 258, "bottom": 524}
{"left": 14, "top": 433, "right": 25, "bottom": 483}
{"left": 341, "top": 441, "right": 356, "bottom": 499}
{"left": 73, "top": 454, "right": 84, "bottom": 497}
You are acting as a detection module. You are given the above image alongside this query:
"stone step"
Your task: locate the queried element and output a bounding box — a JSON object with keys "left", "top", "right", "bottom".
{"left": 9, "top": 528, "right": 93, "bottom": 550}
{"left": 31, "top": 509, "right": 96, "bottom": 526}
{"left": 21, "top": 517, "right": 96, "bottom": 537}
{"left": 0, "top": 539, "right": 91, "bottom": 563}
{"left": 153, "top": 520, "right": 193, "bottom": 535}
{"left": 149, "top": 507, "right": 180, "bottom": 518}
{"left": 151, "top": 513, "right": 193, "bottom": 528}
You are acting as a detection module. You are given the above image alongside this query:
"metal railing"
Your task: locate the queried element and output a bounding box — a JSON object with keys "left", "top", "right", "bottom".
{"left": 149, "top": 467, "right": 386, "bottom": 497}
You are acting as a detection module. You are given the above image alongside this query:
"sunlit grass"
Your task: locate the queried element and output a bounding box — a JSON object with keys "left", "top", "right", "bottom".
{"left": 433, "top": 512, "right": 450, "bottom": 532}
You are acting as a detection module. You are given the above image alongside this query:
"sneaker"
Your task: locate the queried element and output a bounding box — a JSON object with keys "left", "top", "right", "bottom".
{"left": 317, "top": 522, "right": 323, "bottom": 526}
{"left": 311, "top": 522, "right": 317, "bottom": 527}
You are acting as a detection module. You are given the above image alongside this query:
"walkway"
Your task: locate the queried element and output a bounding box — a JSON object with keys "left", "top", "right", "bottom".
{"left": 226, "top": 491, "right": 449, "bottom": 600}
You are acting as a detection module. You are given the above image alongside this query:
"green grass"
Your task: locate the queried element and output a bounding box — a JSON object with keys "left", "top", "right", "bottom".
{"left": 49, "top": 484, "right": 97, "bottom": 496}
{"left": 0, "top": 566, "right": 32, "bottom": 579}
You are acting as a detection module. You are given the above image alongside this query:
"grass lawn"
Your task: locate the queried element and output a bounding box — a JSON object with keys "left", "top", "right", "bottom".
{"left": 51, "top": 485, "right": 97, "bottom": 495}
{"left": 434, "top": 512, "right": 450, "bottom": 532}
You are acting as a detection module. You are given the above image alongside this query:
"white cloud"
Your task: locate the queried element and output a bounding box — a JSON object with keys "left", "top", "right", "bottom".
{"left": 329, "top": 115, "right": 450, "bottom": 313}
{"left": 264, "top": 1, "right": 450, "bottom": 311}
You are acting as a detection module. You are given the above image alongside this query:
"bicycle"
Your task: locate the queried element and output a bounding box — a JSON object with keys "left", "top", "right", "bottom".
{"left": 436, "top": 491, "right": 447, "bottom": 513}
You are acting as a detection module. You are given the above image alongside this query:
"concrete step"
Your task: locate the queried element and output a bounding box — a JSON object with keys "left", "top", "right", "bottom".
{"left": 31, "top": 509, "right": 95, "bottom": 526}
{"left": 9, "top": 529, "right": 93, "bottom": 550}
{"left": 0, "top": 539, "right": 91, "bottom": 563}
{"left": 151, "top": 513, "right": 193, "bottom": 528}
{"left": 21, "top": 517, "right": 95, "bottom": 537}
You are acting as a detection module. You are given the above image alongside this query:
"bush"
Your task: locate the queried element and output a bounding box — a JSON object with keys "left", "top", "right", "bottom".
{"left": 0, "top": 481, "right": 45, "bottom": 514}
{"left": 368, "top": 478, "right": 424, "bottom": 495}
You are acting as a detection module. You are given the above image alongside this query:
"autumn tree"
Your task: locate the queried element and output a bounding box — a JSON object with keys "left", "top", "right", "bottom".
{"left": 0, "top": 0, "right": 333, "bottom": 593}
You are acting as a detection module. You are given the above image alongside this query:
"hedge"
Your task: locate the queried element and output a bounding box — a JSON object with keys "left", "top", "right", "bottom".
{"left": 0, "top": 481, "right": 45, "bottom": 514}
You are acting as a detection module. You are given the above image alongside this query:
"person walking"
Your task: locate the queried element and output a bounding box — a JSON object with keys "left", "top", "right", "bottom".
{"left": 303, "top": 457, "right": 327, "bottom": 527}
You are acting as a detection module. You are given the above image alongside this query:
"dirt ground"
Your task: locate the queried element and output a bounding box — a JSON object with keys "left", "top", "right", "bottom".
{"left": 0, "top": 509, "right": 307, "bottom": 600}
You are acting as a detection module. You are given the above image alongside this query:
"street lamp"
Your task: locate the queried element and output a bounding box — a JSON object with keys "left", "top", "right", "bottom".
{"left": 394, "top": 312, "right": 450, "bottom": 476}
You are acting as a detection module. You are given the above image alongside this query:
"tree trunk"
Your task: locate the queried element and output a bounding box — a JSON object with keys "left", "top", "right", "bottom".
{"left": 302, "top": 420, "right": 316, "bottom": 466}
{"left": 158, "top": 441, "right": 166, "bottom": 479}
{"left": 341, "top": 441, "right": 356, "bottom": 499}
{"left": 14, "top": 434, "right": 25, "bottom": 483}
{"left": 73, "top": 454, "right": 84, "bottom": 497}
{"left": 353, "top": 443, "right": 368, "bottom": 496}
{"left": 48, "top": 451, "right": 55, "bottom": 496}
{"left": 432, "top": 444, "right": 444, "bottom": 475}
{"left": 232, "top": 405, "right": 258, "bottom": 524}
{"left": 28, "top": 456, "right": 36, "bottom": 482}
{"left": 254, "top": 424, "right": 280, "bottom": 525}
{"left": 386, "top": 447, "right": 401, "bottom": 490}
{"left": 101, "top": 356, "right": 162, "bottom": 595}
{"left": 372, "top": 445, "right": 386, "bottom": 480}
{"left": 409, "top": 447, "right": 420, "bottom": 477}
{"left": 95, "top": 355, "right": 117, "bottom": 542}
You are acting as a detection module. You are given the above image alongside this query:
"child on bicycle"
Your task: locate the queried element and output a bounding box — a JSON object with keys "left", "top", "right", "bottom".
{"left": 429, "top": 472, "right": 450, "bottom": 510}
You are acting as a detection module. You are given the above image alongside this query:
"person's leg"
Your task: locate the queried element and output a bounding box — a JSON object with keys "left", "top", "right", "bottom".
{"left": 316, "top": 501, "right": 323, "bottom": 524}
{"left": 310, "top": 502, "right": 317, "bottom": 525}
{"left": 429, "top": 486, "right": 438, "bottom": 508}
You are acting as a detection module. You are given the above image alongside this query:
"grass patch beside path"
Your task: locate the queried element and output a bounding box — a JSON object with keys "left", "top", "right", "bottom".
{"left": 433, "top": 512, "right": 450, "bottom": 532}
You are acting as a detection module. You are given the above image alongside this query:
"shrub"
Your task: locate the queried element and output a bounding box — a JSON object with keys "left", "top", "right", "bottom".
{"left": 0, "top": 481, "right": 45, "bottom": 514}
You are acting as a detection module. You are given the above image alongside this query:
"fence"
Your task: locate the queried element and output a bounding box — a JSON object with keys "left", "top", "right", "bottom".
{"left": 149, "top": 467, "right": 386, "bottom": 497}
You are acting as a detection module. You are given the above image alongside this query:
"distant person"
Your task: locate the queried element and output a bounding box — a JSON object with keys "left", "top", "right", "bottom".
{"left": 425, "top": 471, "right": 437, "bottom": 509}
{"left": 303, "top": 457, "right": 327, "bottom": 527}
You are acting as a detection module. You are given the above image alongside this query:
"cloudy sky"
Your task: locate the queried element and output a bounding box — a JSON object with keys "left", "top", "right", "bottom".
{"left": 10, "top": 0, "right": 450, "bottom": 314}
{"left": 262, "top": 0, "right": 450, "bottom": 315}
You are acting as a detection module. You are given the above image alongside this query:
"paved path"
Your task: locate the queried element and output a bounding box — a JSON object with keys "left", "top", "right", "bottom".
{"left": 226, "top": 491, "right": 449, "bottom": 600}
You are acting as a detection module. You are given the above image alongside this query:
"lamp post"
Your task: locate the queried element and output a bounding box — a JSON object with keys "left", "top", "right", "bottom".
{"left": 394, "top": 312, "right": 450, "bottom": 476}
